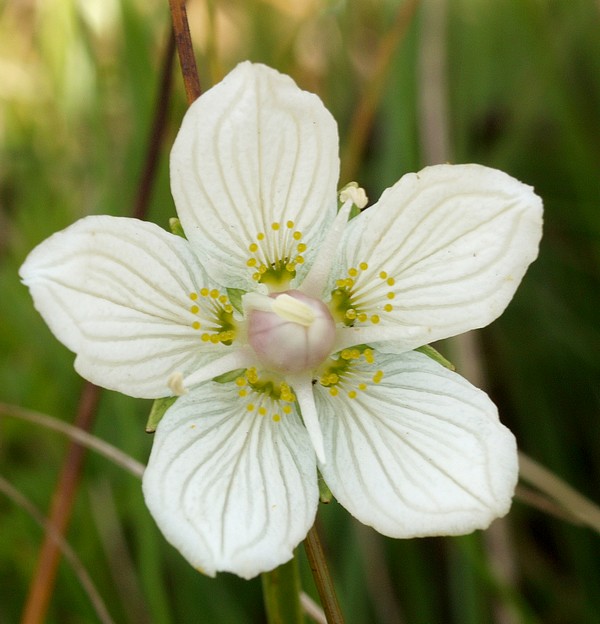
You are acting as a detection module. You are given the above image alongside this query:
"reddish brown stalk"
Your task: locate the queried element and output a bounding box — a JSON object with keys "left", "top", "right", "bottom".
{"left": 21, "top": 383, "right": 102, "bottom": 624}
{"left": 168, "top": 0, "right": 202, "bottom": 104}
{"left": 304, "top": 523, "right": 345, "bottom": 624}
{"left": 21, "top": 25, "right": 177, "bottom": 624}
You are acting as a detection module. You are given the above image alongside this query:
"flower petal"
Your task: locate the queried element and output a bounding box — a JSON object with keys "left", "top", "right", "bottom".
{"left": 334, "top": 164, "right": 543, "bottom": 350}
{"left": 19, "top": 216, "right": 233, "bottom": 398}
{"left": 142, "top": 381, "right": 318, "bottom": 579}
{"left": 315, "top": 350, "right": 518, "bottom": 537}
{"left": 170, "top": 62, "right": 339, "bottom": 290}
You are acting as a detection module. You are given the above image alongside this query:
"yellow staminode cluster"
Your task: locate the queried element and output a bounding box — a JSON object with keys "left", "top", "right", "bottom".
{"left": 319, "top": 348, "right": 384, "bottom": 398}
{"left": 188, "top": 289, "right": 236, "bottom": 344}
{"left": 245, "top": 220, "right": 307, "bottom": 286}
{"left": 331, "top": 263, "right": 396, "bottom": 325}
{"left": 234, "top": 367, "right": 297, "bottom": 423}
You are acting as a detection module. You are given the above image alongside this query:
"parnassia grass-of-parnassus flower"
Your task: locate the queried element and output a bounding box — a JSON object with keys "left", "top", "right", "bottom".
{"left": 20, "top": 62, "right": 542, "bottom": 580}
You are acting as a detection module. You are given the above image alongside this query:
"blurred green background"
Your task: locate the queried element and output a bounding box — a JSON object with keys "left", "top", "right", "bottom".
{"left": 1, "top": 0, "right": 599, "bottom": 622}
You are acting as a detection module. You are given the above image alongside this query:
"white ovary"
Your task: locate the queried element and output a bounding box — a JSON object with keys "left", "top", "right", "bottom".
{"left": 247, "top": 290, "right": 336, "bottom": 373}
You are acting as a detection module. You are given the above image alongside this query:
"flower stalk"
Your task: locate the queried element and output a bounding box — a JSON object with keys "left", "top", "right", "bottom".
{"left": 261, "top": 556, "right": 304, "bottom": 624}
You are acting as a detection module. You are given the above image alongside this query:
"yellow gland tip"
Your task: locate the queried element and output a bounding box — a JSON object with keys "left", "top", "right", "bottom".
{"left": 359, "top": 262, "right": 369, "bottom": 271}
{"left": 189, "top": 292, "right": 198, "bottom": 300}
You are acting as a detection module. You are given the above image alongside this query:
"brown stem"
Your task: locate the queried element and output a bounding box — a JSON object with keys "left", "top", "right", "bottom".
{"left": 168, "top": 0, "right": 202, "bottom": 104}
{"left": 304, "top": 523, "right": 345, "bottom": 624}
{"left": 21, "top": 23, "right": 178, "bottom": 624}
{"left": 21, "top": 383, "right": 102, "bottom": 624}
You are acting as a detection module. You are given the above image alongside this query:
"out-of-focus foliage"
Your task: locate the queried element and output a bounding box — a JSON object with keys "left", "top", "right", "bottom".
{"left": 1, "top": 0, "right": 598, "bottom": 622}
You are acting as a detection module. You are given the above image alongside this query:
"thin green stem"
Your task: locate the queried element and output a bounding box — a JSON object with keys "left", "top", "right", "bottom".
{"left": 304, "top": 523, "right": 345, "bottom": 624}
{"left": 261, "top": 555, "right": 304, "bottom": 624}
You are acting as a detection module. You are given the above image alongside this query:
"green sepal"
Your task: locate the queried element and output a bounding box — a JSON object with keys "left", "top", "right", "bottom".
{"left": 318, "top": 472, "right": 333, "bottom": 504}
{"left": 146, "top": 396, "right": 177, "bottom": 433}
{"left": 169, "top": 217, "right": 186, "bottom": 238}
{"left": 415, "top": 344, "right": 456, "bottom": 371}
{"left": 226, "top": 287, "right": 246, "bottom": 315}
{"left": 213, "top": 368, "right": 246, "bottom": 384}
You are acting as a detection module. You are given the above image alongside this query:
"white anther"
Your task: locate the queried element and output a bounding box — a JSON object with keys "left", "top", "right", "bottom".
{"left": 168, "top": 371, "right": 188, "bottom": 396}
{"left": 339, "top": 182, "right": 368, "bottom": 209}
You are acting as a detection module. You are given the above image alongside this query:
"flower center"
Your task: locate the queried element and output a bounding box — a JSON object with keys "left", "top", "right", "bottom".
{"left": 246, "top": 290, "right": 336, "bottom": 373}
{"left": 245, "top": 221, "right": 307, "bottom": 287}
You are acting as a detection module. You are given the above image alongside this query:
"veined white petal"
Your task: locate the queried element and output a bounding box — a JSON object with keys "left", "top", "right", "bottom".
{"left": 19, "top": 216, "right": 231, "bottom": 398}
{"left": 171, "top": 62, "right": 340, "bottom": 290}
{"left": 315, "top": 350, "right": 518, "bottom": 537}
{"left": 142, "top": 381, "right": 318, "bottom": 579}
{"left": 334, "top": 164, "right": 543, "bottom": 350}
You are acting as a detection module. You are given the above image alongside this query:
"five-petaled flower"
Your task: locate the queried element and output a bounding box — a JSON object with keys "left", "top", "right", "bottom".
{"left": 20, "top": 62, "right": 543, "bottom": 580}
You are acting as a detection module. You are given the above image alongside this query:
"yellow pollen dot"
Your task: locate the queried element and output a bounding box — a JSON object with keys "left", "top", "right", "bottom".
{"left": 350, "top": 349, "right": 360, "bottom": 359}
{"left": 329, "top": 387, "right": 339, "bottom": 397}
{"left": 224, "top": 305, "right": 233, "bottom": 314}
{"left": 209, "top": 335, "right": 219, "bottom": 343}
{"left": 293, "top": 231, "right": 302, "bottom": 240}
{"left": 295, "top": 256, "right": 304, "bottom": 264}
{"left": 286, "top": 220, "right": 294, "bottom": 228}
{"left": 259, "top": 265, "right": 268, "bottom": 274}
{"left": 371, "top": 314, "right": 380, "bottom": 324}
{"left": 189, "top": 292, "right": 198, "bottom": 300}
{"left": 348, "top": 267, "right": 358, "bottom": 277}
{"left": 359, "top": 262, "right": 369, "bottom": 271}
{"left": 364, "top": 349, "right": 374, "bottom": 364}
{"left": 219, "top": 295, "right": 227, "bottom": 304}
{"left": 384, "top": 303, "right": 393, "bottom": 312}
{"left": 238, "top": 389, "right": 247, "bottom": 397}
{"left": 336, "top": 279, "right": 346, "bottom": 288}
{"left": 358, "top": 383, "right": 367, "bottom": 391}
{"left": 271, "top": 222, "right": 280, "bottom": 230}
{"left": 373, "top": 370, "right": 384, "bottom": 383}
{"left": 285, "top": 263, "right": 296, "bottom": 272}
{"left": 297, "top": 243, "right": 307, "bottom": 252}
{"left": 344, "top": 278, "right": 354, "bottom": 288}
{"left": 387, "top": 277, "right": 396, "bottom": 286}
{"left": 273, "top": 414, "right": 281, "bottom": 422}
{"left": 247, "top": 258, "right": 257, "bottom": 267}
{"left": 379, "top": 271, "right": 388, "bottom": 279}
{"left": 210, "top": 289, "right": 219, "bottom": 298}
{"left": 200, "top": 288, "right": 209, "bottom": 297}
{"left": 341, "top": 349, "right": 351, "bottom": 360}
{"left": 348, "top": 390, "right": 357, "bottom": 399}
{"left": 247, "top": 403, "right": 255, "bottom": 412}
{"left": 283, "top": 405, "right": 292, "bottom": 414}
{"left": 252, "top": 272, "right": 261, "bottom": 281}
{"left": 190, "top": 305, "right": 199, "bottom": 314}
{"left": 235, "top": 377, "right": 246, "bottom": 386}
{"left": 387, "top": 292, "right": 395, "bottom": 300}
{"left": 357, "top": 313, "right": 368, "bottom": 323}
{"left": 249, "top": 243, "right": 258, "bottom": 253}
{"left": 258, "top": 406, "right": 267, "bottom": 416}
{"left": 257, "top": 232, "right": 265, "bottom": 241}
{"left": 192, "top": 321, "right": 201, "bottom": 330}
{"left": 346, "top": 309, "right": 357, "bottom": 320}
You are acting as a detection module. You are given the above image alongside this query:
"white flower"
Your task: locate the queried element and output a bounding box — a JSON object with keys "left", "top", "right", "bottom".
{"left": 19, "top": 62, "right": 543, "bottom": 580}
